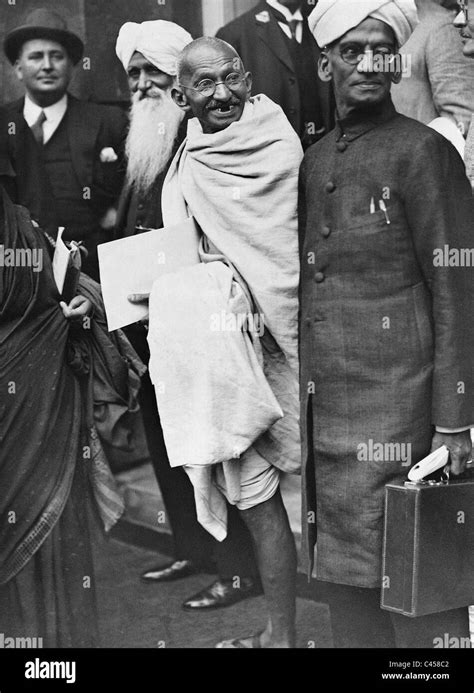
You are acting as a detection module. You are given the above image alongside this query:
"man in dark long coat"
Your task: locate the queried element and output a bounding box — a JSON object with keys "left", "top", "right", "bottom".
{"left": 299, "top": 0, "right": 474, "bottom": 648}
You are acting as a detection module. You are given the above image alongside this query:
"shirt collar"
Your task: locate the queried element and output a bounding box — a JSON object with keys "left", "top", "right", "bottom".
{"left": 23, "top": 93, "right": 68, "bottom": 126}
{"left": 335, "top": 97, "right": 397, "bottom": 142}
{"left": 266, "top": 0, "right": 303, "bottom": 22}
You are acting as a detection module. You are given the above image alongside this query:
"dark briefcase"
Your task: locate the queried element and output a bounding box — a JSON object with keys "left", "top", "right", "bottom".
{"left": 381, "top": 476, "right": 474, "bottom": 617}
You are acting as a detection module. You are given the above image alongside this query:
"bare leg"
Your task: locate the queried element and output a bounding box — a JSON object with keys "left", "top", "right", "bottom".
{"left": 238, "top": 488, "right": 297, "bottom": 648}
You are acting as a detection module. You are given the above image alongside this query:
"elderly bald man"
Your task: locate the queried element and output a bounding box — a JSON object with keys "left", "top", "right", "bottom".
{"left": 299, "top": 0, "right": 474, "bottom": 648}
{"left": 115, "top": 21, "right": 262, "bottom": 612}
{"left": 147, "top": 36, "right": 303, "bottom": 647}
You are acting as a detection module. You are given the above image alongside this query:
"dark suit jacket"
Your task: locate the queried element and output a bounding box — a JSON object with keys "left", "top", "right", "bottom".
{"left": 0, "top": 94, "right": 127, "bottom": 236}
{"left": 216, "top": 1, "right": 334, "bottom": 144}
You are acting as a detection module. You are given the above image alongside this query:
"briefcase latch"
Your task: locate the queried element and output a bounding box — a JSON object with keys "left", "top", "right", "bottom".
{"left": 404, "top": 466, "right": 450, "bottom": 488}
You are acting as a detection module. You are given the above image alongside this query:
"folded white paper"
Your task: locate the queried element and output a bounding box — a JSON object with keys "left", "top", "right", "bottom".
{"left": 98, "top": 217, "right": 201, "bottom": 331}
{"left": 52, "top": 227, "right": 75, "bottom": 294}
{"left": 408, "top": 445, "right": 449, "bottom": 481}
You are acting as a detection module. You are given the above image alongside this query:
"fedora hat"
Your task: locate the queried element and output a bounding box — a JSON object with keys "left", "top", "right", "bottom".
{"left": 4, "top": 8, "right": 84, "bottom": 65}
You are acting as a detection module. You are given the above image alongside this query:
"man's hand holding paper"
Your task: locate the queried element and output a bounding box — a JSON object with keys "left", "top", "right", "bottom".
{"left": 97, "top": 217, "right": 200, "bottom": 331}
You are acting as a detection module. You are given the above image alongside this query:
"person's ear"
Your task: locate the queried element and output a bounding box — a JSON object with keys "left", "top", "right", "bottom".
{"left": 318, "top": 51, "right": 333, "bottom": 83}
{"left": 14, "top": 59, "right": 23, "bottom": 82}
{"left": 171, "top": 87, "right": 191, "bottom": 113}
{"left": 389, "top": 48, "right": 402, "bottom": 84}
{"left": 391, "top": 69, "right": 402, "bottom": 85}
{"left": 244, "top": 71, "right": 252, "bottom": 96}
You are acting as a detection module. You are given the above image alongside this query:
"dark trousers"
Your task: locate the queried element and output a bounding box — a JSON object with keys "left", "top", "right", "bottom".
{"left": 126, "top": 325, "right": 258, "bottom": 580}
{"left": 317, "top": 581, "right": 470, "bottom": 648}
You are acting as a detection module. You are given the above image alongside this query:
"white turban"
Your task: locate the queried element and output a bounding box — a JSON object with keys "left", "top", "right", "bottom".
{"left": 308, "top": 0, "right": 418, "bottom": 49}
{"left": 115, "top": 20, "right": 193, "bottom": 76}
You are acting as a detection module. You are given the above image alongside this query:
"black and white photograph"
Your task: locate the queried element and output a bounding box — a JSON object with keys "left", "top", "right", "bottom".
{"left": 0, "top": 0, "right": 474, "bottom": 687}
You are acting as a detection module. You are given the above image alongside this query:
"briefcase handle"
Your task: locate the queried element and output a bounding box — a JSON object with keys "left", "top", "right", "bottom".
{"left": 405, "top": 459, "right": 473, "bottom": 488}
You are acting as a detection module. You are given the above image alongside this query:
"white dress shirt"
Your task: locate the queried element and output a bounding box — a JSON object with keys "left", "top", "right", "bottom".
{"left": 23, "top": 94, "right": 68, "bottom": 144}
{"left": 266, "top": 0, "right": 303, "bottom": 44}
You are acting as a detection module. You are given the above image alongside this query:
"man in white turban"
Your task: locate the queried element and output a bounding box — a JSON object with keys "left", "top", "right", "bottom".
{"left": 115, "top": 20, "right": 192, "bottom": 198}
{"left": 113, "top": 21, "right": 263, "bottom": 612}
{"left": 299, "top": 0, "right": 474, "bottom": 648}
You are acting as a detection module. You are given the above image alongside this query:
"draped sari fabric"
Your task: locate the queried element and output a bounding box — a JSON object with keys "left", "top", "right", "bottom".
{"left": 0, "top": 187, "right": 143, "bottom": 644}
{"left": 69, "top": 271, "right": 145, "bottom": 531}
{"left": 0, "top": 187, "right": 81, "bottom": 585}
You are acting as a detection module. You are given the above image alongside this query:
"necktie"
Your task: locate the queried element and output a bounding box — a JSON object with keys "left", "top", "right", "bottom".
{"left": 30, "top": 110, "right": 46, "bottom": 146}
{"left": 288, "top": 19, "right": 299, "bottom": 40}
{"left": 266, "top": 5, "right": 300, "bottom": 42}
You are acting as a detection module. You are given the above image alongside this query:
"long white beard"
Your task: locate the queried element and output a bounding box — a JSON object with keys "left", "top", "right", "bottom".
{"left": 125, "top": 91, "right": 184, "bottom": 197}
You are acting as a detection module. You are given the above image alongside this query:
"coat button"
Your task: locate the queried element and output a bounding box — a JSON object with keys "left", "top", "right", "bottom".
{"left": 325, "top": 181, "right": 336, "bottom": 193}
{"left": 336, "top": 141, "right": 347, "bottom": 152}
{"left": 137, "top": 203, "right": 144, "bottom": 210}
{"left": 289, "top": 77, "right": 296, "bottom": 85}
{"left": 321, "top": 226, "right": 331, "bottom": 238}
{"left": 315, "top": 272, "right": 325, "bottom": 283}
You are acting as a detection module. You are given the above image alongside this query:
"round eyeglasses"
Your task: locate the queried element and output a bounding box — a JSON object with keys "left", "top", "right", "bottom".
{"left": 339, "top": 45, "right": 396, "bottom": 66}
{"left": 178, "top": 72, "right": 246, "bottom": 97}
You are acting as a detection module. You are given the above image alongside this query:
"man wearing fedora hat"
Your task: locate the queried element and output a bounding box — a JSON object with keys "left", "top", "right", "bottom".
{"left": 0, "top": 8, "right": 127, "bottom": 281}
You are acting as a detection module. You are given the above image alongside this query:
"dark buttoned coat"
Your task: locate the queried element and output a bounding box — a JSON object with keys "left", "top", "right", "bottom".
{"left": 298, "top": 98, "right": 474, "bottom": 587}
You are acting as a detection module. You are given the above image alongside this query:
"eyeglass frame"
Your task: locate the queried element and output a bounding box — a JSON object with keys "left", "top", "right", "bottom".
{"left": 336, "top": 44, "right": 398, "bottom": 66}
{"left": 177, "top": 72, "right": 247, "bottom": 97}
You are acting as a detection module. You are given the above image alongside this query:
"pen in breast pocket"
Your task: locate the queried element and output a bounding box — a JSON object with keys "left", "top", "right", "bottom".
{"left": 379, "top": 199, "right": 391, "bottom": 224}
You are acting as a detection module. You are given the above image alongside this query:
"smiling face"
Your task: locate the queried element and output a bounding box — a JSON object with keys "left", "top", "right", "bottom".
{"left": 173, "top": 41, "right": 252, "bottom": 134}
{"left": 453, "top": 0, "right": 474, "bottom": 57}
{"left": 318, "top": 18, "right": 398, "bottom": 119}
{"left": 15, "top": 38, "right": 73, "bottom": 106}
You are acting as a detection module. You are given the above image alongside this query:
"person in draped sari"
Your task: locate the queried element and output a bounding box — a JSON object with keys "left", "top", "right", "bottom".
{"left": 0, "top": 185, "right": 144, "bottom": 647}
